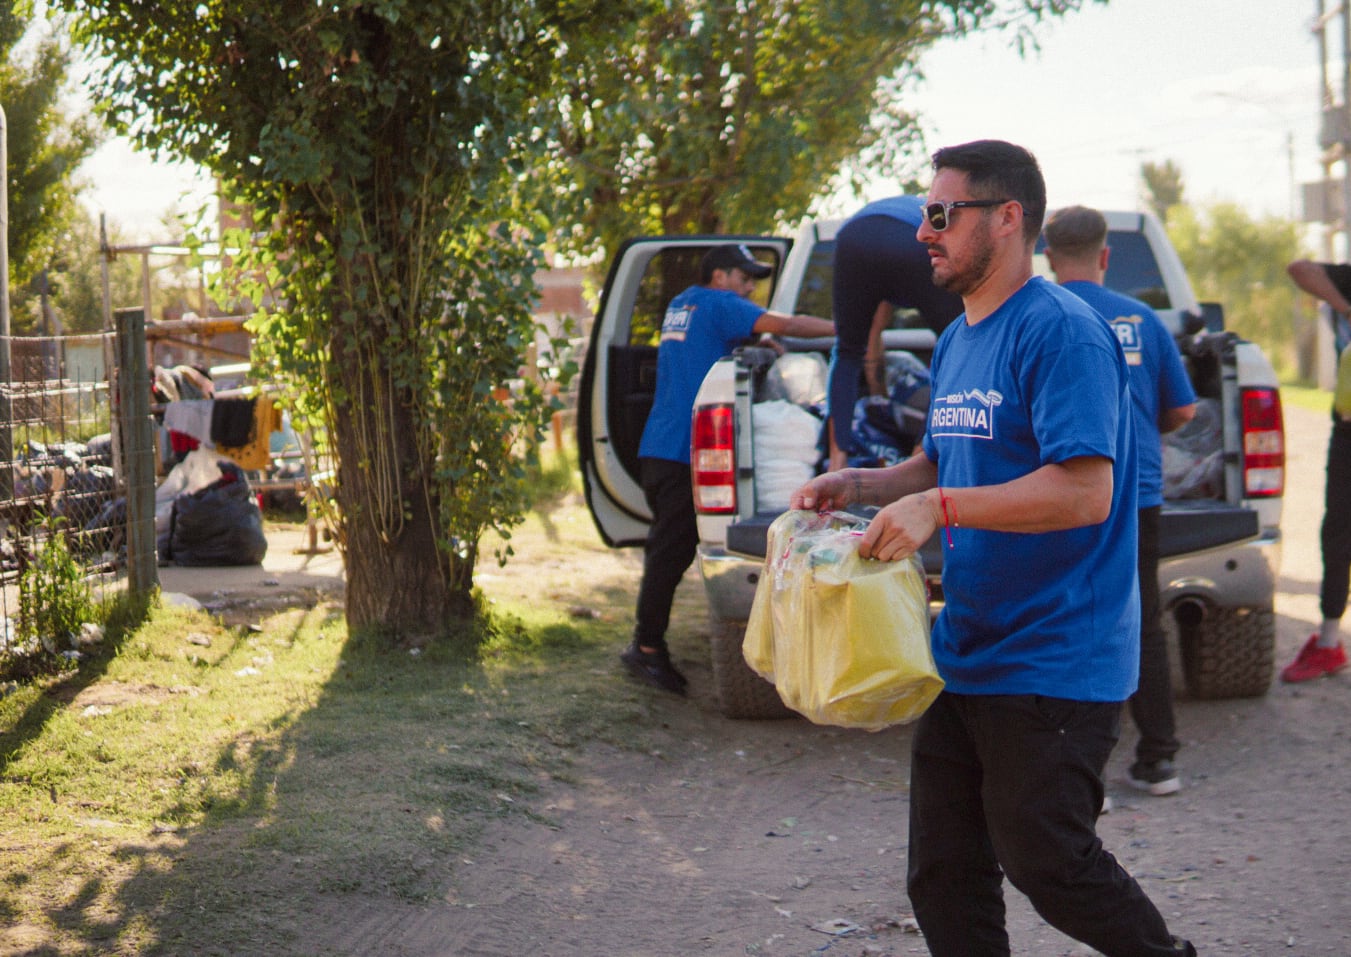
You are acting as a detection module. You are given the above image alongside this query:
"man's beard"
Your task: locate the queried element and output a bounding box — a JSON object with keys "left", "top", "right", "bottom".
{"left": 932, "top": 229, "right": 995, "bottom": 297}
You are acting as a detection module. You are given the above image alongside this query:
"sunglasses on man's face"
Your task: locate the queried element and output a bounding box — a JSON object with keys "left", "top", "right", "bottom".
{"left": 922, "top": 199, "right": 1010, "bottom": 232}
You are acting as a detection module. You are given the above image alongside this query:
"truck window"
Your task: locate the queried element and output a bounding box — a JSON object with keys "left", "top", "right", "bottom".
{"left": 1033, "top": 230, "right": 1172, "bottom": 311}
{"left": 1103, "top": 230, "right": 1171, "bottom": 310}
{"left": 628, "top": 246, "right": 779, "bottom": 346}
{"left": 792, "top": 240, "right": 836, "bottom": 320}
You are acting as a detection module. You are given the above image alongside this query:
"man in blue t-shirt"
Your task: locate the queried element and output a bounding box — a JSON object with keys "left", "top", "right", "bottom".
{"left": 792, "top": 141, "right": 1196, "bottom": 956}
{"left": 1046, "top": 205, "right": 1197, "bottom": 800}
{"left": 826, "top": 196, "right": 963, "bottom": 469}
{"left": 624, "top": 244, "right": 834, "bottom": 694}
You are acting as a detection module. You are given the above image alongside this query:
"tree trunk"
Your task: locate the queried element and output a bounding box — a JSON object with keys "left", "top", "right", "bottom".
{"left": 330, "top": 338, "right": 477, "bottom": 644}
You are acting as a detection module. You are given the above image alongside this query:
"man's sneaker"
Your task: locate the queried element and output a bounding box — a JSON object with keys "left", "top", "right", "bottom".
{"left": 1128, "top": 759, "right": 1181, "bottom": 797}
{"left": 1280, "top": 634, "right": 1348, "bottom": 683}
{"left": 620, "top": 643, "right": 688, "bottom": 695}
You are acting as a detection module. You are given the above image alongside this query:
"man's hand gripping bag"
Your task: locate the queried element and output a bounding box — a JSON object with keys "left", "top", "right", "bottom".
{"left": 743, "top": 510, "right": 942, "bottom": 730}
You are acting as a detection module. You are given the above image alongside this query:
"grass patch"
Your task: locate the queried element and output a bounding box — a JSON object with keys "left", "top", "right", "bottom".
{"left": 1280, "top": 381, "right": 1331, "bottom": 414}
{"left": 523, "top": 442, "right": 581, "bottom": 512}
{"left": 0, "top": 493, "right": 667, "bottom": 955}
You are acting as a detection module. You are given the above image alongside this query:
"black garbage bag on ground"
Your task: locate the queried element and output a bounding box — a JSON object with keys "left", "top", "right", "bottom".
{"left": 86, "top": 433, "right": 113, "bottom": 464}
{"left": 158, "top": 462, "right": 268, "bottom": 566}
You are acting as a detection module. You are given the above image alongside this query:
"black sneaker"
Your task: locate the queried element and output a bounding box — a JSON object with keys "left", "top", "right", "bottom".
{"left": 1127, "top": 759, "right": 1181, "bottom": 796}
{"left": 620, "top": 644, "right": 688, "bottom": 695}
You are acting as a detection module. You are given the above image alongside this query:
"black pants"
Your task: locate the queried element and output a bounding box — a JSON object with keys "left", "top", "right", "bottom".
{"left": 907, "top": 692, "right": 1191, "bottom": 957}
{"left": 1321, "top": 416, "right": 1351, "bottom": 621}
{"left": 633, "top": 457, "right": 699, "bottom": 652}
{"left": 828, "top": 215, "right": 962, "bottom": 456}
{"left": 1129, "top": 505, "right": 1179, "bottom": 764}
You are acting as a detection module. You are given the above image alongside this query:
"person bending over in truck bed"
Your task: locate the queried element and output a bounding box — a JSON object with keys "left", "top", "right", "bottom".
{"left": 1281, "top": 258, "right": 1351, "bottom": 682}
{"left": 791, "top": 140, "right": 1197, "bottom": 957}
{"left": 623, "top": 244, "right": 835, "bottom": 695}
{"left": 1045, "top": 204, "right": 1197, "bottom": 800}
{"left": 827, "top": 195, "right": 963, "bottom": 470}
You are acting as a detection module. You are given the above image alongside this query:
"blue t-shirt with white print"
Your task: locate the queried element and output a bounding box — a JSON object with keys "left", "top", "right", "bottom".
{"left": 1062, "top": 281, "right": 1196, "bottom": 508}
{"left": 638, "top": 284, "right": 765, "bottom": 464}
{"left": 921, "top": 277, "right": 1140, "bottom": 701}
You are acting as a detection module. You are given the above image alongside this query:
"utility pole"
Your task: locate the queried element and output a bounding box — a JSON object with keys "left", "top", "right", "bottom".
{"left": 0, "top": 103, "right": 9, "bottom": 373}
{"left": 1342, "top": 0, "right": 1351, "bottom": 257}
{"left": 1287, "top": 129, "right": 1298, "bottom": 222}
{"left": 1312, "top": 0, "right": 1351, "bottom": 387}
{"left": 1, "top": 104, "right": 12, "bottom": 500}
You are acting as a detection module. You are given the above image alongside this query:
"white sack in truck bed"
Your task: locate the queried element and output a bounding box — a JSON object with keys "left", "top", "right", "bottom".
{"left": 752, "top": 400, "right": 821, "bottom": 511}
{"left": 1163, "top": 396, "right": 1224, "bottom": 500}
{"left": 761, "top": 352, "right": 828, "bottom": 407}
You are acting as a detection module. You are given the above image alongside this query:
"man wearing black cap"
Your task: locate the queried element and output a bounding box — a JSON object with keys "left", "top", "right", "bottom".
{"left": 623, "top": 243, "right": 835, "bottom": 694}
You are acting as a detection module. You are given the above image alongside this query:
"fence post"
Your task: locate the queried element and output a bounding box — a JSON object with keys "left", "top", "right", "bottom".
{"left": 115, "top": 307, "right": 159, "bottom": 596}
{"left": 1, "top": 105, "right": 11, "bottom": 501}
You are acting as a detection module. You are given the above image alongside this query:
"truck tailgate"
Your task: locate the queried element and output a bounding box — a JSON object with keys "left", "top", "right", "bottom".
{"left": 1158, "top": 501, "right": 1260, "bottom": 557}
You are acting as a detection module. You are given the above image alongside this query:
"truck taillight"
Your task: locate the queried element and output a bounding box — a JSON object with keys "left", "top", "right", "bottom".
{"left": 692, "top": 404, "right": 736, "bottom": 513}
{"left": 1241, "top": 386, "right": 1284, "bottom": 498}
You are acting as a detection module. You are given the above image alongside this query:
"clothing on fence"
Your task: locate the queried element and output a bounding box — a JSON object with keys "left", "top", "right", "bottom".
{"left": 211, "top": 398, "right": 257, "bottom": 447}
{"left": 163, "top": 400, "right": 214, "bottom": 447}
{"left": 214, "top": 396, "right": 283, "bottom": 470}
{"left": 161, "top": 395, "right": 283, "bottom": 470}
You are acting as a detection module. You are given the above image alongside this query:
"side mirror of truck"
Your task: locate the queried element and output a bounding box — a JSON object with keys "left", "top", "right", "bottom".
{"left": 1192, "top": 303, "right": 1224, "bottom": 333}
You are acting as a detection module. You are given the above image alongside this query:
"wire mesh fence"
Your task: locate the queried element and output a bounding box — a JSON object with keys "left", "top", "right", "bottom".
{"left": 1, "top": 333, "right": 124, "bottom": 652}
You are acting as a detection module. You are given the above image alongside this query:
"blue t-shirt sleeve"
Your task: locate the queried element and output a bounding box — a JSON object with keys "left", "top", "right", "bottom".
{"left": 1027, "top": 321, "right": 1123, "bottom": 466}
{"left": 713, "top": 293, "right": 766, "bottom": 341}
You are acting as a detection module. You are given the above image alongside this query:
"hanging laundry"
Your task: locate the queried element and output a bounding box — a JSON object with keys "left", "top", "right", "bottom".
{"left": 211, "top": 398, "right": 257, "bottom": 448}
{"left": 163, "top": 399, "right": 214, "bottom": 446}
{"left": 214, "top": 396, "right": 284, "bottom": 470}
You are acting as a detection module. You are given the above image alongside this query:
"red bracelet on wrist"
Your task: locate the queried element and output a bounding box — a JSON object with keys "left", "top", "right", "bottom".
{"left": 938, "top": 487, "right": 959, "bottom": 549}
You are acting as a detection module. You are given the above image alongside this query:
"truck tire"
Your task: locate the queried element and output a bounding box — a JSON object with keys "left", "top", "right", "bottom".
{"left": 709, "top": 618, "right": 796, "bottom": 720}
{"left": 1178, "top": 606, "right": 1275, "bottom": 699}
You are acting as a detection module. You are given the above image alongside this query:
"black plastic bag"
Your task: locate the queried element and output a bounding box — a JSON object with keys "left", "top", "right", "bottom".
{"left": 159, "top": 462, "right": 268, "bottom": 566}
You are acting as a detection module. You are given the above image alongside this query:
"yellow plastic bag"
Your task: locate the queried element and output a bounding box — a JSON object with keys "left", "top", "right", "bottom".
{"left": 744, "top": 509, "right": 942, "bottom": 731}
{"left": 1335, "top": 345, "right": 1351, "bottom": 418}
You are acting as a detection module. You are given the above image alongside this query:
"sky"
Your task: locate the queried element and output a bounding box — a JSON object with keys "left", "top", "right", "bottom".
{"left": 850, "top": 0, "right": 1326, "bottom": 222}
{"left": 80, "top": 0, "right": 1330, "bottom": 240}
{"left": 80, "top": 138, "right": 215, "bottom": 243}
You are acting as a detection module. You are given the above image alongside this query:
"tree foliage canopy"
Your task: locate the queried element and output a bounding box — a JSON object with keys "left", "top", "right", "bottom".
{"left": 1168, "top": 201, "right": 1306, "bottom": 380}
{"left": 1140, "top": 159, "right": 1185, "bottom": 225}
{"left": 547, "top": 0, "right": 1104, "bottom": 260}
{"left": 57, "top": 0, "right": 625, "bottom": 640}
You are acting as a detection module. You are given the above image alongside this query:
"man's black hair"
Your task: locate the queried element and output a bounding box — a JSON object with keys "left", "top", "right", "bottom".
{"left": 932, "top": 140, "right": 1046, "bottom": 242}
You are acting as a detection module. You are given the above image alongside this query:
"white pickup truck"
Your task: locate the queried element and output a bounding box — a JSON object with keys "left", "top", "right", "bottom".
{"left": 578, "top": 211, "right": 1286, "bottom": 719}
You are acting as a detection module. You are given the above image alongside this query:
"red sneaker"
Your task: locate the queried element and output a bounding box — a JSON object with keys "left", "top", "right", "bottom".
{"left": 1280, "top": 634, "right": 1349, "bottom": 683}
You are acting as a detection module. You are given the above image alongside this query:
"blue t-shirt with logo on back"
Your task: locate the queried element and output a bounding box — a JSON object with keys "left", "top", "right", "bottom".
{"left": 1062, "top": 280, "right": 1196, "bottom": 508}
{"left": 638, "top": 284, "right": 765, "bottom": 464}
{"left": 921, "top": 276, "right": 1140, "bottom": 701}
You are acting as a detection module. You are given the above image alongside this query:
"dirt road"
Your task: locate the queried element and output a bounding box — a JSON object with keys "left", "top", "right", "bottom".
{"left": 312, "top": 401, "right": 1351, "bottom": 957}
